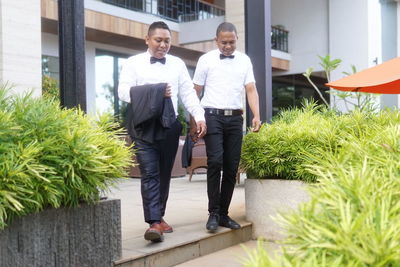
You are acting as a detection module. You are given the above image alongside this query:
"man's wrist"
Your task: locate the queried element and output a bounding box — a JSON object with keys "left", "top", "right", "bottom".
{"left": 193, "top": 114, "right": 205, "bottom": 123}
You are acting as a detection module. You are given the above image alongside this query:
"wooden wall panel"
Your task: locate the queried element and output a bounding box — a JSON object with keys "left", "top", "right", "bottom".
{"left": 41, "top": 0, "right": 57, "bottom": 20}
{"left": 272, "top": 57, "right": 290, "bottom": 71}
{"left": 181, "top": 40, "right": 216, "bottom": 53}
{"left": 42, "top": 0, "right": 180, "bottom": 46}
{"left": 41, "top": 0, "right": 289, "bottom": 69}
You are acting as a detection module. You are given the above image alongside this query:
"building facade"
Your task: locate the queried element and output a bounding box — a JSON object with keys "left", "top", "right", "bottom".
{"left": 269, "top": 0, "right": 400, "bottom": 112}
{"left": 0, "top": 0, "right": 399, "bottom": 116}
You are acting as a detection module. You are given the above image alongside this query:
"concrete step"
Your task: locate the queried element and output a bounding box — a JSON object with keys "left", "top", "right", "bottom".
{"left": 114, "top": 217, "right": 252, "bottom": 267}
{"left": 175, "top": 240, "right": 257, "bottom": 267}
{"left": 176, "top": 240, "right": 281, "bottom": 267}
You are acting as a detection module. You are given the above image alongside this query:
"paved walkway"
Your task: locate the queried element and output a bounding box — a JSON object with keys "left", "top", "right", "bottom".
{"left": 108, "top": 174, "right": 253, "bottom": 266}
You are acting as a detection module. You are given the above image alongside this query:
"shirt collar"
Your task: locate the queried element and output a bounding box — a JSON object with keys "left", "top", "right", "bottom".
{"left": 146, "top": 49, "right": 169, "bottom": 59}
{"left": 217, "top": 49, "right": 237, "bottom": 58}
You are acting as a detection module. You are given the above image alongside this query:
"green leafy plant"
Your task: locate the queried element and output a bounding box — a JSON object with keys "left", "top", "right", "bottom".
{"left": 42, "top": 75, "right": 59, "bottom": 100}
{"left": 241, "top": 239, "right": 276, "bottom": 267}
{"left": 241, "top": 100, "right": 400, "bottom": 182}
{"left": 0, "top": 84, "right": 133, "bottom": 229}
{"left": 177, "top": 103, "right": 188, "bottom": 136}
{"left": 241, "top": 100, "right": 340, "bottom": 182}
{"left": 242, "top": 106, "right": 400, "bottom": 266}
{"left": 304, "top": 55, "right": 379, "bottom": 112}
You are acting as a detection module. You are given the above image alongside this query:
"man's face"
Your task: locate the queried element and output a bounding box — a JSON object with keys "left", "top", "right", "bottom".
{"left": 145, "top": 28, "right": 171, "bottom": 59}
{"left": 215, "top": 31, "right": 237, "bottom": 56}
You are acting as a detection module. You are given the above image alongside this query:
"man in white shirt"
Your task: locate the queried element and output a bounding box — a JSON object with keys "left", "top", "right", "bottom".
{"left": 118, "top": 21, "right": 206, "bottom": 242}
{"left": 192, "top": 22, "right": 261, "bottom": 233}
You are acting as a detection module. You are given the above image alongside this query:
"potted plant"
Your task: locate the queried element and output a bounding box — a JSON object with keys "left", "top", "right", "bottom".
{"left": 242, "top": 108, "right": 400, "bottom": 266}
{"left": 241, "top": 101, "right": 339, "bottom": 240}
{"left": 0, "top": 85, "right": 132, "bottom": 266}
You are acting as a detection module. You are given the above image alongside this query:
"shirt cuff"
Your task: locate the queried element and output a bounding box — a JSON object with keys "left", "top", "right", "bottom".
{"left": 193, "top": 114, "right": 205, "bottom": 123}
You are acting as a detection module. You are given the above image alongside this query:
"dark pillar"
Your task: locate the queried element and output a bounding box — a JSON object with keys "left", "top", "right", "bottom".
{"left": 58, "top": 0, "right": 87, "bottom": 111}
{"left": 245, "top": 0, "right": 272, "bottom": 124}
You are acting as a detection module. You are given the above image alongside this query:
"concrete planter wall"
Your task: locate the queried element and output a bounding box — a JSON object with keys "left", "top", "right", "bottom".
{"left": 245, "top": 178, "right": 310, "bottom": 241}
{"left": 0, "top": 199, "right": 121, "bottom": 267}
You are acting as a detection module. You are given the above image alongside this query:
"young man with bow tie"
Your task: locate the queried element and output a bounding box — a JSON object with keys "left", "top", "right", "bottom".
{"left": 118, "top": 21, "right": 206, "bottom": 242}
{"left": 192, "top": 22, "right": 261, "bottom": 233}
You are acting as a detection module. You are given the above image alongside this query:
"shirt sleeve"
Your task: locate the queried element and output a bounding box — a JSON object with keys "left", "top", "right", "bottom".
{"left": 244, "top": 57, "right": 256, "bottom": 86}
{"left": 192, "top": 55, "right": 207, "bottom": 86}
{"left": 178, "top": 61, "right": 205, "bottom": 122}
{"left": 118, "top": 58, "right": 136, "bottom": 103}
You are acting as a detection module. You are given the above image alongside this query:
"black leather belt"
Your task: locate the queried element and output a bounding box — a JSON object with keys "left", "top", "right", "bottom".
{"left": 205, "top": 108, "right": 243, "bottom": 116}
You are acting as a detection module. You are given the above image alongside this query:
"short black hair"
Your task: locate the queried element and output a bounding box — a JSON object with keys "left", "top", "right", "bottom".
{"left": 216, "top": 22, "right": 237, "bottom": 36}
{"left": 148, "top": 21, "right": 171, "bottom": 36}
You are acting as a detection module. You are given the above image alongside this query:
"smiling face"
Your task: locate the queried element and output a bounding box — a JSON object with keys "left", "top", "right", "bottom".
{"left": 215, "top": 31, "right": 238, "bottom": 57}
{"left": 145, "top": 28, "right": 171, "bottom": 59}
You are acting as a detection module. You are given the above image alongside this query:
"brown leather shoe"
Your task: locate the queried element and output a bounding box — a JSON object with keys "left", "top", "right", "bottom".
{"left": 144, "top": 223, "right": 164, "bottom": 242}
{"left": 160, "top": 218, "right": 173, "bottom": 233}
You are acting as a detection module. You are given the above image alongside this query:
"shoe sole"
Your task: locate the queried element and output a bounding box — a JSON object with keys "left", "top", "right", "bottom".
{"left": 219, "top": 224, "right": 241, "bottom": 230}
{"left": 144, "top": 230, "right": 164, "bottom": 242}
{"left": 206, "top": 226, "right": 218, "bottom": 233}
{"left": 163, "top": 228, "right": 173, "bottom": 233}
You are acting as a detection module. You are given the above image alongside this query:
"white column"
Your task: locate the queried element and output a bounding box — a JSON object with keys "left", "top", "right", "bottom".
{"left": 225, "top": 0, "right": 245, "bottom": 52}
{"left": 328, "top": 0, "right": 381, "bottom": 112}
{"left": 397, "top": 1, "right": 400, "bottom": 108}
{"left": 380, "top": 0, "right": 398, "bottom": 109}
{"left": 0, "top": 0, "right": 42, "bottom": 96}
{"left": 398, "top": 2, "right": 400, "bottom": 56}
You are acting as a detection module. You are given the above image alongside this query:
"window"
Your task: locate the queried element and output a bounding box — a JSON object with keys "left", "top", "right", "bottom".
{"left": 95, "top": 50, "right": 129, "bottom": 122}
{"left": 272, "top": 74, "right": 329, "bottom": 116}
{"left": 42, "top": 55, "right": 60, "bottom": 81}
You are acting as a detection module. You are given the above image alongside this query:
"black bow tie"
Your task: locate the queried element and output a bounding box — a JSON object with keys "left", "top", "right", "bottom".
{"left": 150, "top": 57, "right": 166, "bottom": 64}
{"left": 220, "top": 54, "right": 235, "bottom": 60}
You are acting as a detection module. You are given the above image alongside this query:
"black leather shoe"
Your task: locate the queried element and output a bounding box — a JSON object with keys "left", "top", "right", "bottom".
{"left": 206, "top": 213, "right": 219, "bottom": 233}
{"left": 219, "top": 215, "right": 241, "bottom": 229}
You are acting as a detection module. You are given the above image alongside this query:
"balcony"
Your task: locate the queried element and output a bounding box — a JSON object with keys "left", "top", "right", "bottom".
{"left": 271, "top": 25, "right": 289, "bottom": 53}
{"left": 101, "top": 0, "right": 225, "bottom": 23}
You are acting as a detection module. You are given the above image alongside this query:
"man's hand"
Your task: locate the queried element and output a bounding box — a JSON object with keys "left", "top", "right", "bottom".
{"left": 189, "top": 119, "right": 207, "bottom": 142}
{"left": 164, "top": 84, "right": 172, "bottom": 97}
{"left": 251, "top": 117, "right": 262, "bottom": 132}
{"left": 196, "top": 120, "right": 207, "bottom": 138}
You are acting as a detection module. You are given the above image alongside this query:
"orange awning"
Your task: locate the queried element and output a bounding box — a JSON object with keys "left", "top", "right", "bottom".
{"left": 325, "top": 57, "right": 400, "bottom": 94}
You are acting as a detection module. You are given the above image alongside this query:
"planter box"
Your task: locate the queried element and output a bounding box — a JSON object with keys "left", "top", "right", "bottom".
{"left": 245, "top": 178, "right": 310, "bottom": 241}
{"left": 0, "top": 199, "right": 121, "bottom": 267}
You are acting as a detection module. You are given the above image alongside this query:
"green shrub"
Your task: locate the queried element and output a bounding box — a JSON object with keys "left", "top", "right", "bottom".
{"left": 0, "top": 87, "right": 133, "bottom": 229}
{"left": 177, "top": 103, "right": 188, "bottom": 136}
{"left": 241, "top": 102, "right": 341, "bottom": 182}
{"left": 241, "top": 101, "right": 400, "bottom": 182}
{"left": 242, "top": 107, "right": 400, "bottom": 266}
{"left": 42, "top": 75, "right": 59, "bottom": 100}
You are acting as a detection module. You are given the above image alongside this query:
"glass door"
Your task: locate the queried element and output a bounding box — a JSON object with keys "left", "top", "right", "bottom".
{"left": 95, "top": 50, "right": 130, "bottom": 124}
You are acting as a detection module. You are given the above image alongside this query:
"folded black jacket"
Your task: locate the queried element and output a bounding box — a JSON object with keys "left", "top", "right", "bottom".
{"left": 126, "top": 83, "right": 176, "bottom": 143}
{"left": 181, "top": 132, "right": 194, "bottom": 168}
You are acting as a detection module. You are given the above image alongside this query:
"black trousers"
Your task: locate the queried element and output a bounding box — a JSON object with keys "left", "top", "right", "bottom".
{"left": 133, "top": 120, "right": 182, "bottom": 224}
{"left": 204, "top": 113, "right": 243, "bottom": 215}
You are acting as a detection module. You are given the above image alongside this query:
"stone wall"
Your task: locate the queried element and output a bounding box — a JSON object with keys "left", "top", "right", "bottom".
{"left": 0, "top": 199, "right": 121, "bottom": 267}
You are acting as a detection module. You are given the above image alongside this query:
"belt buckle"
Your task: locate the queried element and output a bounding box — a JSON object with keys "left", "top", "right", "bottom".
{"left": 224, "top": 110, "right": 233, "bottom": 116}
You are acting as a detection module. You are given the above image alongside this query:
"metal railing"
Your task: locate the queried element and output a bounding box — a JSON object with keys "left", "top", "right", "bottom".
{"left": 271, "top": 25, "right": 289, "bottom": 53}
{"left": 101, "top": 0, "right": 225, "bottom": 23}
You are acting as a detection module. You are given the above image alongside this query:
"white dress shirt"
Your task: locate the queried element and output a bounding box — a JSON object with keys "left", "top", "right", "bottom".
{"left": 193, "top": 49, "right": 255, "bottom": 110}
{"left": 118, "top": 50, "right": 205, "bottom": 122}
